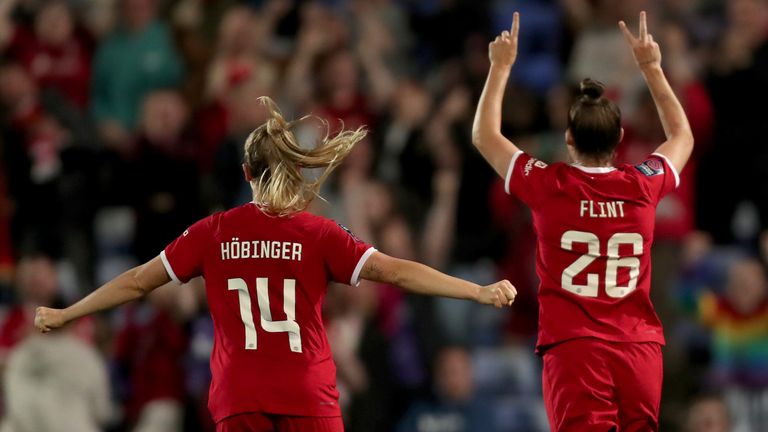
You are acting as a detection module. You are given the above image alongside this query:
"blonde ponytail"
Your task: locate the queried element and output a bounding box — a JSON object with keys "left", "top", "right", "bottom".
{"left": 244, "top": 96, "right": 367, "bottom": 216}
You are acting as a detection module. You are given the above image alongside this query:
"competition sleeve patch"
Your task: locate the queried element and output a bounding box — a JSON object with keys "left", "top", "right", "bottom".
{"left": 337, "top": 223, "right": 362, "bottom": 243}
{"left": 324, "top": 220, "right": 375, "bottom": 286}
{"left": 634, "top": 158, "right": 665, "bottom": 177}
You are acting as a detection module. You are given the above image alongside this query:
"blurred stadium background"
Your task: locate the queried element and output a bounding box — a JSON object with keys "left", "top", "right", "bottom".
{"left": 0, "top": 0, "right": 766, "bottom": 431}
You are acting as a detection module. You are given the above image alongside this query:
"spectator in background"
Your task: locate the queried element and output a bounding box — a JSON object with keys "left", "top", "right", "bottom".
{"left": 211, "top": 76, "right": 271, "bottom": 209}
{"left": 284, "top": 2, "right": 348, "bottom": 110}
{"left": 183, "top": 279, "right": 215, "bottom": 432}
{"left": 351, "top": 0, "right": 414, "bottom": 79}
{"left": 0, "top": 62, "right": 84, "bottom": 186}
{"left": 0, "top": 254, "right": 94, "bottom": 365}
{"left": 326, "top": 280, "right": 393, "bottom": 432}
{"left": 80, "top": 0, "right": 118, "bottom": 41}
{"left": 0, "top": 0, "right": 92, "bottom": 110}
{"left": 397, "top": 346, "right": 494, "bottom": 432}
{"left": 522, "top": 84, "right": 574, "bottom": 163}
{"left": 685, "top": 393, "right": 732, "bottom": 432}
{"left": 0, "top": 251, "right": 95, "bottom": 432}
{"left": 702, "top": 0, "right": 768, "bottom": 246}
{"left": 203, "top": 5, "right": 278, "bottom": 105}
{"left": 374, "top": 80, "right": 433, "bottom": 199}
{"left": 113, "top": 282, "right": 194, "bottom": 432}
{"left": 285, "top": 2, "right": 396, "bottom": 125}
{"left": 698, "top": 258, "right": 768, "bottom": 388}
{"left": 131, "top": 90, "right": 201, "bottom": 262}
{"left": 565, "top": 0, "right": 638, "bottom": 98}
{"left": 0, "top": 326, "right": 113, "bottom": 432}
{"left": 194, "top": 3, "right": 282, "bottom": 175}
{"left": 0, "top": 254, "right": 52, "bottom": 363}
{"left": 688, "top": 256, "right": 768, "bottom": 432}
{"left": 91, "top": 0, "right": 182, "bottom": 149}
{"left": 365, "top": 82, "right": 443, "bottom": 257}
{"left": 407, "top": 0, "right": 488, "bottom": 65}
{"left": 315, "top": 49, "right": 375, "bottom": 133}
{"left": 427, "top": 86, "right": 506, "bottom": 347}
{"left": 327, "top": 180, "right": 418, "bottom": 431}
{"left": 0, "top": 62, "right": 98, "bottom": 287}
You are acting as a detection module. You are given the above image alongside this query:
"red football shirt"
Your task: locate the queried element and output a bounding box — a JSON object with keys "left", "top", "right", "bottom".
{"left": 160, "top": 203, "right": 375, "bottom": 421}
{"left": 505, "top": 151, "right": 679, "bottom": 353}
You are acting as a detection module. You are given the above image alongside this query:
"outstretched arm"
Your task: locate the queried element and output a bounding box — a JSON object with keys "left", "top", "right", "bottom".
{"left": 472, "top": 12, "right": 522, "bottom": 178}
{"left": 34, "top": 256, "right": 171, "bottom": 332}
{"left": 620, "top": 11, "right": 694, "bottom": 173}
{"left": 360, "top": 251, "right": 516, "bottom": 308}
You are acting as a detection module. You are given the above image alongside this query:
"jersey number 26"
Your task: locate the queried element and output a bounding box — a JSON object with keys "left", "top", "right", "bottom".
{"left": 227, "top": 278, "right": 302, "bottom": 353}
{"left": 560, "top": 231, "right": 643, "bottom": 298}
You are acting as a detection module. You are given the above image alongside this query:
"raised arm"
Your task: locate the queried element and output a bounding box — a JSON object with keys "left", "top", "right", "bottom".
{"left": 472, "top": 12, "right": 522, "bottom": 178}
{"left": 620, "top": 11, "right": 694, "bottom": 173}
{"left": 360, "top": 251, "right": 516, "bottom": 308}
{"left": 34, "top": 256, "right": 171, "bottom": 332}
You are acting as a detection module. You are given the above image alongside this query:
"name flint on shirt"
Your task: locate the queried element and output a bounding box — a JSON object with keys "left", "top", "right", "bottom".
{"left": 579, "top": 200, "right": 625, "bottom": 218}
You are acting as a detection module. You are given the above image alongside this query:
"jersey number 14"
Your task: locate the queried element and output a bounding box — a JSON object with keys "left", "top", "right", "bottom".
{"left": 561, "top": 231, "right": 643, "bottom": 298}
{"left": 227, "top": 278, "right": 302, "bottom": 353}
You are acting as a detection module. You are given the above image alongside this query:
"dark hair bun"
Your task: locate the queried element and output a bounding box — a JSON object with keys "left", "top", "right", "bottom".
{"left": 580, "top": 78, "right": 605, "bottom": 100}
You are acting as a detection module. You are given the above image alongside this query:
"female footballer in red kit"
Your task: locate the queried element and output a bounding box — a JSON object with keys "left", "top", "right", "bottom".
{"left": 473, "top": 11, "right": 693, "bottom": 432}
{"left": 34, "top": 97, "right": 517, "bottom": 432}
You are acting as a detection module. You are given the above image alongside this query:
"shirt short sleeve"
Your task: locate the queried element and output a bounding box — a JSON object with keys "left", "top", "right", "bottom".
{"left": 634, "top": 153, "right": 680, "bottom": 203}
{"left": 505, "top": 151, "right": 551, "bottom": 208}
{"left": 322, "top": 221, "right": 376, "bottom": 286}
{"left": 161, "top": 217, "right": 211, "bottom": 284}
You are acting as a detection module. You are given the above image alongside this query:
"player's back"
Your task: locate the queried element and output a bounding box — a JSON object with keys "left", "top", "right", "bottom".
{"left": 160, "top": 203, "right": 374, "bottom": 421}
{"left": 504, "top": 152, "right": 679, "bottom": 352}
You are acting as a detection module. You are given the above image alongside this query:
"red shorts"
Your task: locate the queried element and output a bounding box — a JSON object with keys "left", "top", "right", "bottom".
{"left": 542, "top": 338, "right": 663, "bottom": 432}
{"left": 216, "top": 413, "right": 344, "bottom": 432}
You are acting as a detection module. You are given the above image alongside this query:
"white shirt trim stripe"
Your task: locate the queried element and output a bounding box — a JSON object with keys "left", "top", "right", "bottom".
{"left": 160, "top": 250, "right": 181, "bottom": 284}
{"left": 651, "top": 152, "right": 680, "bottom": 188}
{"left": 504, "top": 151, "right": 524, "bottom": 195}
{"left": 351, "top": 247, "right": 377, "bottom": 286}
{"left": 571, "top": 165, "right": 617, "bottom": 173}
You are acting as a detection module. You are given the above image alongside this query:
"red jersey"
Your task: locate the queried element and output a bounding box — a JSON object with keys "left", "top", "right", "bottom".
{"left": 505, "top": 151, "right": 679, "bottom": 353}
{"left": 160, "top": 203, "right": 375, "bottom": 422}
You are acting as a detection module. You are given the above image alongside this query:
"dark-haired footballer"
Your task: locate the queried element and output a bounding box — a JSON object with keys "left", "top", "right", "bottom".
{"left": 472, "top": 11, "right": 693, "bottom": 432}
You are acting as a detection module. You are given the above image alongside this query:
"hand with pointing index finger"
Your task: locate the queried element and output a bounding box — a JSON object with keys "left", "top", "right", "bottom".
{"left": 489, "top": 12, "right": 520, "bottom": 69}
{"left": 619, "top": 11, "right": 662, "bottom": 71}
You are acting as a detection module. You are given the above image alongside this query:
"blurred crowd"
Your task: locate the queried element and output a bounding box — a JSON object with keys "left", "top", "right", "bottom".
{"left": 1, "top": 0, "right": 768, "bottom": 431}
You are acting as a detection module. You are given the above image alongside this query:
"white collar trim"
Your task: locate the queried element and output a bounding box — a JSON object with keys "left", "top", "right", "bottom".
{"left": 571, "top": 164, "right": 616, "bottom": 173}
